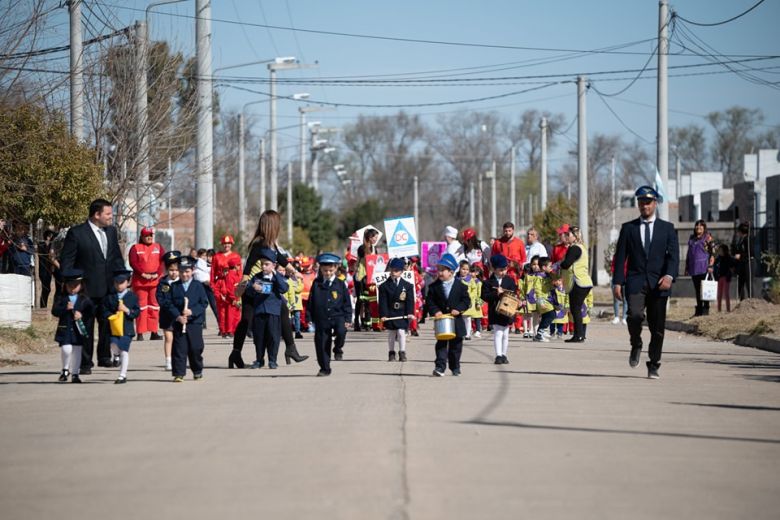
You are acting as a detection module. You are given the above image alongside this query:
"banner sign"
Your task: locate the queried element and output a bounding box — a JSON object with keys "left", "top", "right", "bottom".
{"left": 365, "top": 254, "right": 388, "bottom": 283}
{"left": 384, "top": 216, "right": 418, "bottom": 258}
{"left": 421, "top": 241, "right": 447, "bottom": 274}
{"left": 374, "top": 269, "right": 414, "bottom": 286}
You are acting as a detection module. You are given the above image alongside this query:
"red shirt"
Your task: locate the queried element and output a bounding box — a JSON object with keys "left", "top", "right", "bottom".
{"left": 551, "top": 242, "right": 568, "bottom": 264}
{"left": 211, "top": 251, "right": 241, "bottom": 285}
{"left": 491, "top": 236, "right": 526, "bottom": 275}
{"left": 129, "top": 242, "right": 165, "bottom": 288}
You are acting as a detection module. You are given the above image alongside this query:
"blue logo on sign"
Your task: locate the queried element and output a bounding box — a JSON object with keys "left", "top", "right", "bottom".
{"left": 389, "top": 220, "right": 415, "bottom": 247}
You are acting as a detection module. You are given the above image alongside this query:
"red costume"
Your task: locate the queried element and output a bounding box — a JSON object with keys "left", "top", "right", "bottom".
{"left": 215, "top": 257, "right": 242, "bottom": 335}
{"left": 299, "top": 257, "right": 316, "bottom": 330}
{"left": 212, "top": 235, "right": 242, "bottom": 335}
{"left": 491, "top": 236, "right": 526, "bottom": 277}
{"left": 128, "top": 229, "right": 165, "bottom": 335}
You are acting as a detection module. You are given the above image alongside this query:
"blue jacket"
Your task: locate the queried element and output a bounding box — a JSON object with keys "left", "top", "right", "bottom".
{"left": 246, "top": 272, "right": 289, "bottom": 316}
{"left": 480, "top": 274, "right": 518, "bottom": 326}
{"left": 612, "top": 217, "right": 679, "bottom": 297}
{"left": 156, "top": 275, "right": 177, "bottom": 329}
{"left": 425, "top": 278, "right": 471, "bottom": 338}
{"left": 102, "top": 290, "right": 141, "bottom": 337}
{"left": 306, "top": 276, "right": 352, "bottom": 324}
{"left": 51, "top": 293, "right": 95, "bottom": 346}
{"left": 162, "top": 279, "right": 209, "bottom": 325}
{"left": 378, "top": 278, "right": 415, "bottom": 330}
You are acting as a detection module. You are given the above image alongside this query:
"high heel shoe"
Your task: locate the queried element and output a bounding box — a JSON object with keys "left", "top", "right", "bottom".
{"left": 284, "top": 344, "right": 309, "bottom": 364}
{"left": 228, "top": 349, "right": 245, "bottom": 369}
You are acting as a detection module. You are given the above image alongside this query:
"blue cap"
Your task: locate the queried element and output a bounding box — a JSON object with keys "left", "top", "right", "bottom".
{"left": 163, "top": 250, "right": 181, "bottom": 266}
{"left": 436, "top": 253, "right": 459, "bottom": 272}
{"left": 388, "top": 257, "right": 405, "bottom": 271}
{"left": 635, "top": 185, "right": 662, "bottom": 202}
{"left": 178, "top": 256, "right": 196, "bottom": 270}
{"left": 317, "top": 253, "right": 341, "bottom": 265}
{"left": 490, "top": 254, "right": 508, "bottom": 269}
{"left": 61, "top": 268, "right": 85, "bottom": 281}
{"left": 258, "top": 247, "right": 277, "bottom": 263}
{"left": 113, "top": 269, "right": 133, "bottom": 283}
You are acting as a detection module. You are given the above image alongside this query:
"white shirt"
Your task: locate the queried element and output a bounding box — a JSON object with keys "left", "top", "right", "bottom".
{"left": 640, "top": 218, "right": 655, "bottom": 249}
{"left": 88, "top": 219, "right": 106, "bottom": 258}
{"left": 525, "top": 241, "right": 548, "bottom": 265}
{"left": 464, "top": 241, "right": 490, "bottom": 266}
{"left": 194, "top": 258, "right": 210, "bottom": 283}
{"left": 446, "top": 240, "right": 465, "bottom": 262}
{"left": 442, "top": 278, "right": 454, "bottom": 299}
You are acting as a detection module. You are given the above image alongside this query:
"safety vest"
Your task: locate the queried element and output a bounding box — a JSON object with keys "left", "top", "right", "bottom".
{"left": 563, "top": 244, "right": 593, "bottom": 291}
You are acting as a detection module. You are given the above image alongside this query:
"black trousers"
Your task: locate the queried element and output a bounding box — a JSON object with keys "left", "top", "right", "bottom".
{"left": 172, "top": 321, "right": 204, "bottom": 377}
{"left": 39, "top": 270, "right": 52, "bottom": 308}
{"left": 313, "top": 319, "right": 346, "bottom": 373}
{"left": 568, "top": 285, "right": 591, "bottom": 339}
{"left": 626, "top": 286, "right": 667, "bottom": 368}
{"left": 234, "top": 296, "right": 294, "bottom": 352}
{"left": 435, "top": 338, "right": 463, "bottom": 373}
{"left": 252, "top": 313, "right": 281, "bottom": 364}
{"left": 204, "top": 283, "right": 218, "bottom": 320}
{"left": 82, "top": 296, "right": 111, "bottom": 369}
{"left": 353, "top": 279, "right": 366, "bottom": 329}
{"left": 691, "top": 274, "right": 710, "bottom": 316}
{"left": 737, "top": 266, "right": 750, "bottom": 300}
{"left": 537, "top": 310, "right": 555, "bottom": 335}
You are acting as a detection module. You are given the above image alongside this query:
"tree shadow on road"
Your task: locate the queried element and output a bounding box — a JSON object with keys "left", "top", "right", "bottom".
{"left": 351, "top": 372, "right": 436, "bottom": 377}
{"left": 498, "top": 370, "right": 644, "bottom": 380}
{"left": 671, "top": 402, "right": 780, "bottom": 412}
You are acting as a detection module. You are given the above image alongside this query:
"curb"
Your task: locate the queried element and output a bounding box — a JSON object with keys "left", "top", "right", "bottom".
{"left": 734, "top": 334, "right": 780, "bottom": 355}
{"left": 665, "top": 320, "right": 699, "bottom": 334}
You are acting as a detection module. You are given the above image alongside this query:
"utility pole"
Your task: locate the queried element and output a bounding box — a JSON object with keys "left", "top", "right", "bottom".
{"left": 259, "top": 138, "right": 266, "bottom": 214}
{"left": 287, "top": 163, "right": 293, "bottom": 244}
{"left": 540, "top": 117, "right": 548, "bottom": 211}
{"left": 238, "top": 113, "right": 246, "bottom": 241}
{"left": 519, "top": 199, "right": 525, "bottom": 229}
{"left": 469, "top": 181, "right": 475, "bottom": 225}
{"left": 490, "top": 161, "right": 497, "bottom": 238}
{"left": 167, "top": 157, "right": 174, "bottom": 250}
{"left": 577, "top": 75, "right": 589, "bottom": 245}
{"left": 510, "top": 146, "right": 516, "bottom": 230}
{"left": 195, "top": 0, "right": 214, "bottom": 248}
{"left": 610, "top": 155, "right": 618, "bottom": 242}
{"left": 413, "top": 175, "right": 419, "bottom": 239}
{"left": 69, "top": 0, "right": 83, "bottom": 141}
{"left": 657, "top": 0, "right": 670, "bottom": 220}
{"left": 134, "top": 20, "right": 150, "bottom": 231}
{"left": 675, "top": 153, "right": 681, "bottom": 200}
{"left": 478, "top": 173, "right": 484, "bottom": 239}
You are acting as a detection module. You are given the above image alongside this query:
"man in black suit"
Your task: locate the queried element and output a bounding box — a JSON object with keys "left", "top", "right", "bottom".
{"left": 60, "top": 199, "right": 125, "bottom": 372}
{"left": 612, "top": 186, "right": 679, "bottom": 380}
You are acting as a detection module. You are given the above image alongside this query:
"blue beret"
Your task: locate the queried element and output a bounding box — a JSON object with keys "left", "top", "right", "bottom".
{"left": 317, "top": 253, "right": 341, "bottom": 265}
{"left": 258, "top": 247, "right": 277, "bottom": 262}
{"left": 490, "top": 254, "right": 508, "bottom": 268}
{"left": 436, "top": 253, "right": 459, "bottom": 272}
{"left": 61, "top": 268, "right": 85, "bottom": 281}
{"left": 113, "top": 269, "right": 133, "bottom": 282}
{"left": 178, "top": 256, "right": 196, "bottom": 270}
{"left": 388, "top": 257, "right": 405, "bottom": 271}
{"left": 635, "top": 185, "right": 662, "bottom": 202}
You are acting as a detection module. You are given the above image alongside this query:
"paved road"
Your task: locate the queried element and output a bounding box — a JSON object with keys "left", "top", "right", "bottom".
{"left": 1, "top": 319, "right": 779, "bottom": 520}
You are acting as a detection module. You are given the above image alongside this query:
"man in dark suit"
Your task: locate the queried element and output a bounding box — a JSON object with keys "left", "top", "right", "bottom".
{"left": 612, "top": 186, "right": 679, "bottom": 379}
{"left": 59, "top": 199, "right": 125, "bottom": 372}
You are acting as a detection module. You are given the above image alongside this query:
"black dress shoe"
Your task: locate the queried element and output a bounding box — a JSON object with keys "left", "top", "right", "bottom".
{"left": 295, "top": 332, "right": 304, "bottom": 339}
{"left": 149, "top": 332, "right": 163, "bottom": 340}
{"left": 494, "top": 356, "right": 503, "bottom": 364}
{"left": 411, "top": 329, "right": 419, "bottom": 337}
{"left": 564, "top": 336, "right": 585, "bottom": 343}
{"left": 629, "top": 345, "right": 642, "bottom": 368}
{"left": 228, "top": 349, "right": 245, "bottom": 369}
{"left": 334, "top": 352, "right": 343, "bottom": 361}
{"left": 114, "top": 377, "right": 127, "bottom": 384}
{"left": 80, "top": 367, "right": 92, "bottom": 375}
{"left": 71, "top": 375, "right": 82, "bottom": 383}
{"left": 97, "top": 360, "right": 112, "bottom": 368}
{"left": 136, "top": 333, "right": 144, "bottom": 341}
{"left": 502, "top": 356, "right": 509, "bottom": 364}
{"left": 647, "top": 361, "right": 660, "bottom": 379}
{"left": 399, "top": 351, "right": 407, "bottom": 362}
{"left": 58, "top": 370, "right": 69, "bottom": 382}
{"left": 388, "top": 351, "right": 396, "bottom": 362}
{"left": 317, "top": 370, "right": 331, "bottom": 377}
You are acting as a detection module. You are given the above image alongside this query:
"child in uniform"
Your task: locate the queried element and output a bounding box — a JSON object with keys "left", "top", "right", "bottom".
{"left": 518, "top": 262, "right": 536, "bottom": 338}
{"left": 459, "top": 260, "right": 482, "bottom": 340}
{"left": 245, "top": 248, "right": 289, "bottom": 369}
{"left": 285, "top": 264, "right": 305, "bottom": 339}
{"left": 551, "top": 276, "right": 568, "bottom": 339}
{"left": 426, "top": 253, "right": 471, "bottom": 376}
{"left": 379, "top": 257, "right": 415, "bottom": 362}
{"left": 157, "top": 250, "right": 181, "bottom": 370}
{"left": 532, "top": 258, "right": 556, "bottom": 343}
{"left": 102, "top": 269, "right": 141, "bottom": 383}
{"left": 480, "top": 255, "right": 517, "bottom": 364}
{"left": 163, "top": 256, "right": 210, "bottom": 382}
{"left": 52, "top": 269, "right": 94, "bottom": 383}
{"left": 307, "top": 253, "right": 353, "bottom": 376}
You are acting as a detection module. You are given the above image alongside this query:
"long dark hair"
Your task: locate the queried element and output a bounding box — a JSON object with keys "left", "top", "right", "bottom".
{"left": 249, "top": 210, "right": 281, "bottom": 250}
{"left": 691, "top": 219, "right": 707, "bottom": 240}
{"left": 363, "top": 229, "right": 379, "bottom": 254}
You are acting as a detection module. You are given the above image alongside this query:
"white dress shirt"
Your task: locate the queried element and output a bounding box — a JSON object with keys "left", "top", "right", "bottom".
{"left": 640, "top": 218, "right": 655, "bottom": 249}
{"left": 88, "top": 219, "right": 107, "bottom": 258}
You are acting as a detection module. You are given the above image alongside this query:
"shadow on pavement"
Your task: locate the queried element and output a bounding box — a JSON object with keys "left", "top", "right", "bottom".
{"left": 671, "top": 402, "right": 780, "bottom": 412}
{"left": 461, "top": 419, "right": 780, "bottom": 445}
{"left": 351, "top": 372, "right": 435, "bottom": 378}
{"left": 498, "top": 370, "right": 643, "bottom": 380}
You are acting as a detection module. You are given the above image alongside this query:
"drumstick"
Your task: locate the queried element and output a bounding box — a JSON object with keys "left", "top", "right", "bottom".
{"left": 182, "top": 296, "right": 189, "bottom": 334}
{"left": 383, "top": 315, "right": 413, "bottom": 321}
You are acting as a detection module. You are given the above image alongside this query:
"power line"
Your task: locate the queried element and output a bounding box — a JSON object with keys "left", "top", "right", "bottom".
{"left": 672, "top": 0, "right": 767, "bottom": 27}
{"left": 0, "top": 26, "right": 130, "bottom": 59}
{"left": 591, "top": 86, "right": 654, "bottom": 144}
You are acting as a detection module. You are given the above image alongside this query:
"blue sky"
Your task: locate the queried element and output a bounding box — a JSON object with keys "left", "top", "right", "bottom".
{"left": 48, "top": 1, "right": 780, "bottom": 165}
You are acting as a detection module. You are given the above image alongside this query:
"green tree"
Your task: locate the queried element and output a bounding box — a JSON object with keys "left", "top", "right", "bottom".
{"left": 532, "top": 194, "right": 578, "bottom": 245}
{"left": 278, "top": 183, "right": 336, "bottom": 250}
{"left": 337, "top": 198, "right": 385, "bottom": 240}
{"left": 0, "top": 103, "right": 103, "bottom": 225}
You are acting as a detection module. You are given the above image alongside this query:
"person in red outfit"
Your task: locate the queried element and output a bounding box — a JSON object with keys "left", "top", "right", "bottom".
{"left": 490, "top": 222, "right": 526, "bottom": 277}
{"left": 219, "top": 256, "right": 243, "bottom": 336}
{"left": 211, "top": 235, "right": 241, "bottom": 336}
{"left": 128, "top": 227, "right": 165, "bottom": 341}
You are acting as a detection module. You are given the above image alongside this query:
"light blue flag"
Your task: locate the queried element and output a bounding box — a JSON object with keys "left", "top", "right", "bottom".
{"left": 654, "top": 167, "right": 666, "bottom": 203}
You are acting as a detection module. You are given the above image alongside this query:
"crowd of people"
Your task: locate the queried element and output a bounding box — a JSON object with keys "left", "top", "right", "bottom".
{"left": 1, "top": 184, "right": 710, "bottom": 382}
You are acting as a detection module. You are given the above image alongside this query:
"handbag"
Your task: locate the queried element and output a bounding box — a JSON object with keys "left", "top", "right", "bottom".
{"left": 701, "top": 273, "right": 717, "bottom": 302}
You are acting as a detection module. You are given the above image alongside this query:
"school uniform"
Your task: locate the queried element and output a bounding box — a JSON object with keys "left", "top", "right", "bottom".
{"left": 480, "top": 274, "right": 518, "bottom": 362}
{"left": 378, "top": 276, "right": 415, "bottom": 360}
{"left": 156, "top": 275, "right": 178, "bottom": 331}
{"left": 426, "top": 277, "right": 470, "bottom": 375}
{"left": 306, "top": 274, "right": 352, "bottom": 375}
{"left": 52, "top": 292, "right": 94, "bottom": 379}
{"left": 246, "top": 271, "right": 289, "bottom": 368}
{"left": 551, "top": 286, "right": 569, "bottom": 337}
{"left": 102, "top": 289, "right": 141, "bottom": 351}
{"left": 163, "top": 278, "right": 209, "bottom": 379}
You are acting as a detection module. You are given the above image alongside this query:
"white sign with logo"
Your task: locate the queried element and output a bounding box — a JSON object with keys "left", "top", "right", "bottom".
{"left": 383, "top": 216, "right": 418, "bottom": 258}
{"left": 374, "top": 269, "right": 414, "bottom": 286}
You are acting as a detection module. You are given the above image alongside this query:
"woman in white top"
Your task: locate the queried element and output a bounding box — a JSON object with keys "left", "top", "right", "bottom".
{"left": 461, "top": 227, "right": 491, "bottom": 266}
{"left": 524, "top": 227, "right": 548, "bottom": 266}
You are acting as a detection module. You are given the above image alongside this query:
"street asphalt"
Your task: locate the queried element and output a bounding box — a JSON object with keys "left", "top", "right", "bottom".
{"left": 1, "top": 318, "right": 779, "bottom": 520}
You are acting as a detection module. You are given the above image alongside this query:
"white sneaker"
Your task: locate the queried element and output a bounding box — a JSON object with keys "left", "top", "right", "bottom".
{"left": 473, "top": 331, "right": 482, "bottom": 338}
{"left": 621, "top": 318, "right": 627, "bottom": 325}
{"left": 611, "top": 317, "right": 620, "bottom": 325}
{"left": 533, "top": 334, "right": 550, "bottom": 343}
{"left": 165, "top": 361, "right": 172, "bottom": 371}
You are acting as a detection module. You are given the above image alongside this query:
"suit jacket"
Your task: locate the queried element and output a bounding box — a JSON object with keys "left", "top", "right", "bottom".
{"left": 162, "top": 279, "right": 210, "bottom": 325}
{"left": 102, "top": 290, "right": 141, "bottom": 337}
{"left": 156, "top": 276, "right": 177, "bottom": 329}
{"left": 59, "top": 221, "right": 125, "bottom": 299}
{"left": 378, "top": 278, "right": 415, "bottom": 330}
{"left": 52, "top": 293, "right": 95, "bottom": 345}
{"left": 306, "top": 276, "right": 352, "bottom": 324}
{"left": 425, "top": 278, "right": 471, "bottom": 338}
{"left": 246, "top": 272, "right": 289, "bottom": 316}
{"left": 612, "top": 217, "right": 679, "bottom": 297}
{"left": 480, "top": 274, "right": 518, "bottom": 326}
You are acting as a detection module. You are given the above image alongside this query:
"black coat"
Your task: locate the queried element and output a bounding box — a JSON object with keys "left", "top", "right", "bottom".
{"left": 51, "top": 293, "right": 95, "bottom": 346}
{"left": 102, "top": 290, "right": 141, "bottom": 338}
{"left": 612, "top": 218, "right": 679, "bottom": 297}
{"left": 425, "top": 278, "right": 471, "bottom": 338}
{"left": 162, "top": 279, "right": 210, "bottom": 325}
{"left": 156, "top": 276, "right": 177, "bottom": 329}
{"left": 378, "top": 278, "right": 415, "bottom": 330}
{"left": 59, "top": 222, "right": 125, "bottom": 299}
{"left": 480, "top": 274, "right": 518, "bottom": 326}
{"left": 306, "top": 276, "right": 352, "bottom": 324}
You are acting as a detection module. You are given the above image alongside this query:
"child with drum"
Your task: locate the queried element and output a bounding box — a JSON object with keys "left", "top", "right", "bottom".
{"left": 379, "top": 257, "right": 415, "bottom": 362}
{"left": 480, "top": 254, "right": 518, "bottom": 364}
{"left": 425, "top": 253, "right": 471, "bottom": 377}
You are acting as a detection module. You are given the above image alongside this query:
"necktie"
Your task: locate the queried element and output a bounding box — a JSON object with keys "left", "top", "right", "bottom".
{"left": 99, "top": 228, "right": 107, "bottom": 258}
{"left": 643, "top": 222, "right": 651, "bottom": 256}
{"left": 326, "top": 279, "right": 332, "bottom": 288}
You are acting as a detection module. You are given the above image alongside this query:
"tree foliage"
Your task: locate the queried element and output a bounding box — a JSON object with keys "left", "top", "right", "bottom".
{"left": 278, "top": 183, "right": 336, "bottom": 250}
{"left": 337, "top": 198, "right": 385, "bottom": 240}
{"left": 0, "top": 103, "right": 103, "bottom": 225}
{"left": 532, "top": 194, "right": 578, "bottom": 246}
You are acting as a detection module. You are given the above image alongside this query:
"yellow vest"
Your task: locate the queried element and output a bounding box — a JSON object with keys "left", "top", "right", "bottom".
{"left": 563, "top": 244, "right": 593, "bottom": 291}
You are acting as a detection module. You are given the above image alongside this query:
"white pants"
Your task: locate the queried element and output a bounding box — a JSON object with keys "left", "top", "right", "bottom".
{"left": 463, "top": 317, "right": 472, "bottom": 337}
{"left": 60, "top": 344, "right": 82, "bottom": 374}
{"left": 493, "top": 324, "right": 510, "bottom": 356}
{"left": 387, "top": 329, "right": 407, "bottom": 352}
